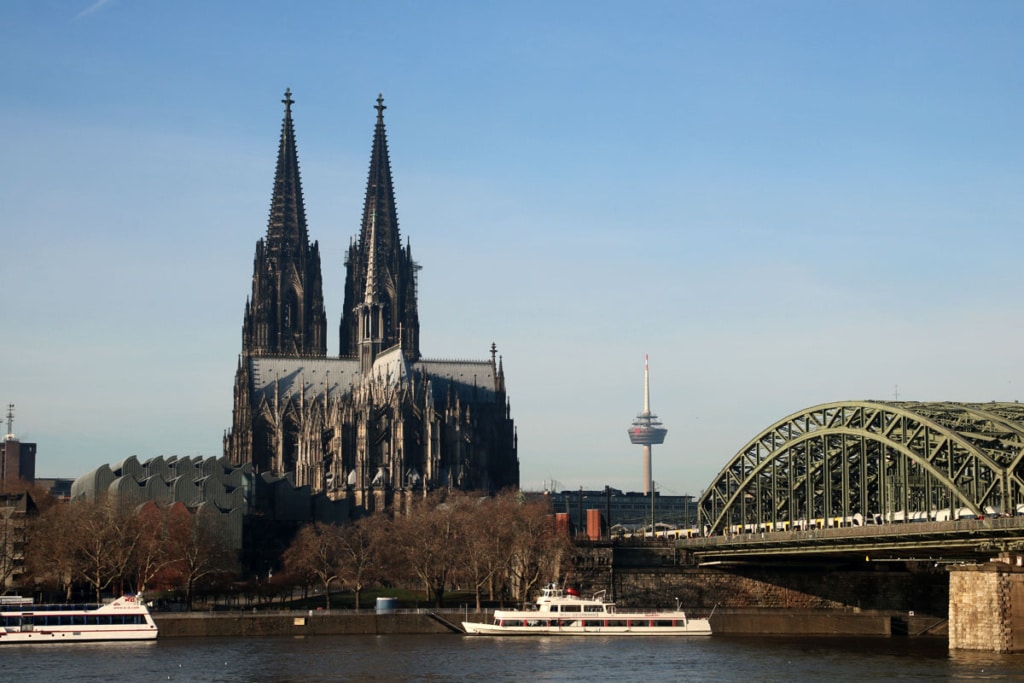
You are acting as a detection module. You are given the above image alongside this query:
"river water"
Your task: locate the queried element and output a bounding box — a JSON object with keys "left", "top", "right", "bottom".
{"left": 2, "top": 634, "right": 1022, "bottom": 682}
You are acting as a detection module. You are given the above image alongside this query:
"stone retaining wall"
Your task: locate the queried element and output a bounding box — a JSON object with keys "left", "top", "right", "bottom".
{"left": 571, "top": 545, "right": 948, "bottom": 615}
{"left": 154, "top": 609, "right": 938, "bottom": 638}
{"left": 949, "top": 560, "right": 1024, "bottom": 652}
{"left": 153, "top": 611, "right": 460, "bottom": 637}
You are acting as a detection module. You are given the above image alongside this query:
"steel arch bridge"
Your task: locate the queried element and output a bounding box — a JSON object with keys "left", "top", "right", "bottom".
{"left": 698, "top": 401, "right": 1024, "bottom": 535}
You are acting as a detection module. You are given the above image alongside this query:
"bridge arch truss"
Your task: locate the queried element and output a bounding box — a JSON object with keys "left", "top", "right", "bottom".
{"left": 698, "top": 401, "right": 1024, "bottom": 535}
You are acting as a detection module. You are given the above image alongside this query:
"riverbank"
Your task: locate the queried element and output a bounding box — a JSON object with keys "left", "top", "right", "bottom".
{"left": 152, "top": 608, "right": 947, "bottom": 639}
{"left": 153, "top": 609, "right": 462, "bottom": 637}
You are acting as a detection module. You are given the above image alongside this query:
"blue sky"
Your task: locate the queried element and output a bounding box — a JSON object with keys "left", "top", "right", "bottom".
{"left": 2, "top": 1, "right": 1022, "bottom": 497}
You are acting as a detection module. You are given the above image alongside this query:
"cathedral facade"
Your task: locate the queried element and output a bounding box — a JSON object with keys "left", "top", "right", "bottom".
{"left": 225, "top": 91, "right": 518, "bottom": 513}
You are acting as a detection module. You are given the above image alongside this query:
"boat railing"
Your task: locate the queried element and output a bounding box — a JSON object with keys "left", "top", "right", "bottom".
{"left": 155, "top": 606, "right": 500, "bottom": 618}
{"left": 0, "top": 596, "right": 34, "bottom": 607}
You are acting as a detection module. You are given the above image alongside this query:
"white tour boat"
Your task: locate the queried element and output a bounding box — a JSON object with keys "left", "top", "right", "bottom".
{"left": 0, "top": 594, "right": 158, "bottom": 643}
{"left": 462, "top": 583, "right": 712, "bottom": 636}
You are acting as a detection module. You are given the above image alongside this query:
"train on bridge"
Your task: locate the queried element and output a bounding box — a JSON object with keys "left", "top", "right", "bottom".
{"left": 619, "top": 505, "right": 1021, "bottom": 541}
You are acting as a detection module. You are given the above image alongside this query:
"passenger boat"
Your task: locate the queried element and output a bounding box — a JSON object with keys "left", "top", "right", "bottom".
{"left": 462, "top": 583, "right": 712, "bottom": 636}
{"left": 0, "top": 594, "right": 158, "bottom": 643}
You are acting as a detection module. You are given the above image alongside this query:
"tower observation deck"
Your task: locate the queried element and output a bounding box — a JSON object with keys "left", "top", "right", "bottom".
{"left": 628, "top": 355, "right": 668, "bottom": 496}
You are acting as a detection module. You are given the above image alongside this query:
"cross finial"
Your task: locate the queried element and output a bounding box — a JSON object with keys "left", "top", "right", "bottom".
{"left": 375, "top": 93, "right": 386, "bottom": 118}
{"left": 283, "top": 88, "right": 294, "bottom": 112}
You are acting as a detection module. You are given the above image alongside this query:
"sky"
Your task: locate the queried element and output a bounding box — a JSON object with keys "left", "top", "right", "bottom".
{"left": 1, "top": 1, "right": 1022, "bottom": 498}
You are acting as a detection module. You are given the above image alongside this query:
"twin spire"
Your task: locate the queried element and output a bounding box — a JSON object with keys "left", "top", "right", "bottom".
{"left": 241, "top": 87, "right": 326, "bottom": 357}
{"left": 245, "top": 90, "right": 420, "bottom": 364}
{"left": 265, "top": 87, "right": 309, "bottom": 259}
{"left": 340, "top": 91, "right": 421, "bottom": 362}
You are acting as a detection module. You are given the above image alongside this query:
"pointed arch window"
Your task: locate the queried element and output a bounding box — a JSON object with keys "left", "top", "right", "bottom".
{"left": 284, "top": 290, "right": 299, "bottom": 334}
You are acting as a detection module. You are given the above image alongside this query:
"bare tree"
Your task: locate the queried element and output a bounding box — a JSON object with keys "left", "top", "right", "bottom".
{"left": 73, "top": 499, "right": 128, "bottom": 602}
{"left": 390, "top": 491, "right": 473, "bottom": 607}
{"left": 473, "top": 491, "right": 565, "bottom": 602}
{"left": 454, "top": 495, "right": 509, "bottom": 611}
{"left": 282, "top": 522, "right": 345, "bottom": 609}
{"left": 164, "top": 503, "right": 237, "bottom": 610}
{"left": 131, "top": 502, "right": 169, "bottom": 594}
{"left": 105, "top": 504, "right": 151, "bottom": 598}
{"left": 24, "top": 502, "right": 82, "bottom": 600}
{"left": 0, "top": 506, "right": 19, "bottom": 592}
{"left": 503, "top": 494, "right": 569, "bottom": 604}
{"left": 335, "top": 516, "right": 386, "bottom": 610}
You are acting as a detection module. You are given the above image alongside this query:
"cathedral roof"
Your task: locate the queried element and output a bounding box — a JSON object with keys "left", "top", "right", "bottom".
{"left": 369, "top": 345, "right": 408, "bottom": 381}
{"left": 248, "top": 355, "right": 500, "bottom": 403}
{"left": 250, "top": 357, "right": 361, "bottom": 400}
{"left": 417, "top": 359, "right": 498, "bottom": 399}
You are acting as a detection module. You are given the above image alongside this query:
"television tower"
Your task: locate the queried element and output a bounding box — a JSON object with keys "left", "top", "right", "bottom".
{"left": 628, "top": 355, "right": 668, "bottom": 497}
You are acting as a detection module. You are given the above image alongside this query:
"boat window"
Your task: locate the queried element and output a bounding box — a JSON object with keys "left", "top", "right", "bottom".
{"left": 562, "top": 605, "right": 581, "bottom": 612}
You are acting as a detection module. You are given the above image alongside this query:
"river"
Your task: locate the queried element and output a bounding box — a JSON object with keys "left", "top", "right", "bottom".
{"left": 2, "top": 634, "right": 1021, "bottom": 682}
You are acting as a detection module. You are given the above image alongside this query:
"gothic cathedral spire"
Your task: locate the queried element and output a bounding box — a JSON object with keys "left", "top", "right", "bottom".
{"left": 339, "top": 94, "right": 421, "bottom": 362}
{"left": 228, "top": 91, "right": 518, "bottom": 498}
{"left": 242, "top": 89, "right": 328, "bottom": 357}
{"left": 357, "top": 210, "right": 384, "bottom": 374}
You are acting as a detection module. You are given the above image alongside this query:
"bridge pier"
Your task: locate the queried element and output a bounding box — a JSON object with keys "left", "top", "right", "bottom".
{"left": 949, "top": 553, "right": 1024, "bottom": 652}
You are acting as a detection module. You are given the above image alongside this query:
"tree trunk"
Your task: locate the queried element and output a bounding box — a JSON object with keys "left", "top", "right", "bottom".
{"left": 324, "top": 578, "right": 333, "bottom": 610}
{"left": 432, "top": 581, "right": 445, "bottom": 608}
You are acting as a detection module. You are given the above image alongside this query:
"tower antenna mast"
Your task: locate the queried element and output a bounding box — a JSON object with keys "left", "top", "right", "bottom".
{"left": 627, "top": 355, "right": 668, "bottom": 531}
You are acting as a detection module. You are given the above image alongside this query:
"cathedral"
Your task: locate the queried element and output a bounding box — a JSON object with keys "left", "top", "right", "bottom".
{"left": 224, "top": 91, "right": 519, "bottom": 514}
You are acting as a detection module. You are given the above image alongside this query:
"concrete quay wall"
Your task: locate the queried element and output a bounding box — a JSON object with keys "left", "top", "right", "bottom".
{"left": 708, "top": 608, "right": 947, "bottom": 638}
{"left": 153, "top": 611, "right": 461, "bottom": 638}
{"left": 572, "top": 545, "right": 949, "bottom": 615}
{"left": 711, "top": 609, "right": 891, "bottom": 636}
{"left": 613, "top": 566, "right": 947, "bottom": 614}
{"left": 153, "top": 608, "right": 938, "bottom": 639}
